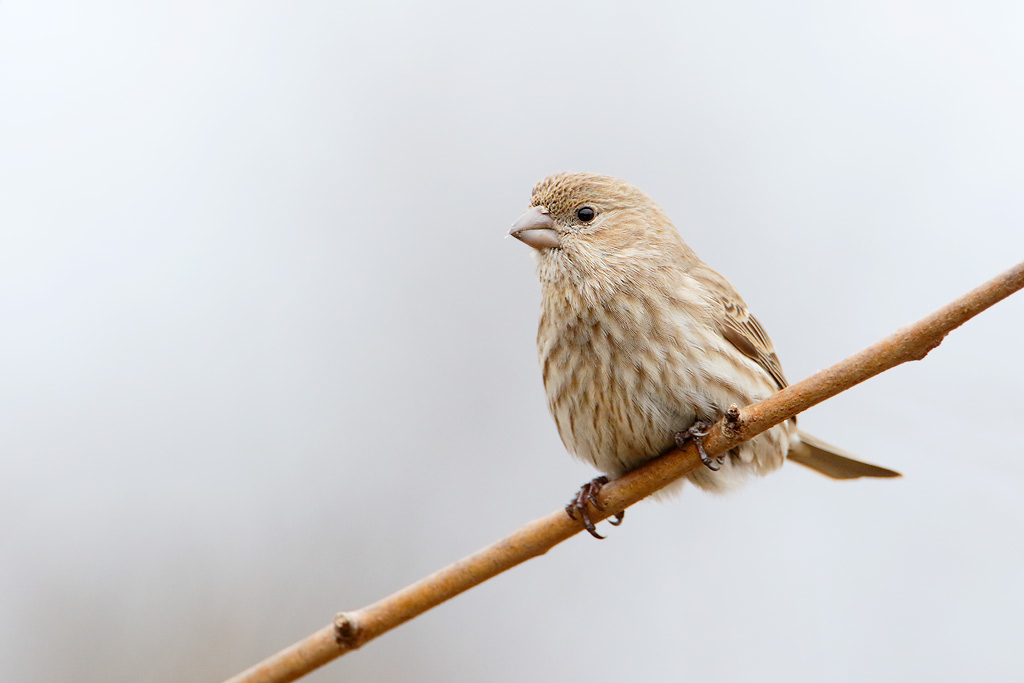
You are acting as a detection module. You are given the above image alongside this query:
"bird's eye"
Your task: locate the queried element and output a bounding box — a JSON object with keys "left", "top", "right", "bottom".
{"left": 576, "top": 206, "right": 596, "bottom": 223}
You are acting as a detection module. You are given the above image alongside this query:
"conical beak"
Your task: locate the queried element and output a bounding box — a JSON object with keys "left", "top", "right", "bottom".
{"left": 509, "top": 206, "right": 560, "bottom": 250}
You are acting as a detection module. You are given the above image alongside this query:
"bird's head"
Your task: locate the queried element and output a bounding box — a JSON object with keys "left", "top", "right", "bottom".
{"left": 509, "top": 172, "right": 695, "bottom": 289}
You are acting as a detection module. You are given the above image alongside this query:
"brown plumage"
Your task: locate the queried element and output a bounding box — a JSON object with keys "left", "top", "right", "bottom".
{"left": 510, "top": 172, "right": 899, "bottom": 507}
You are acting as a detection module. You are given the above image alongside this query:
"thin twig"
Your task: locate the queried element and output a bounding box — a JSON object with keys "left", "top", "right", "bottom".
{"left": 224, "top": 260, "right": 1024, "bottom": 683}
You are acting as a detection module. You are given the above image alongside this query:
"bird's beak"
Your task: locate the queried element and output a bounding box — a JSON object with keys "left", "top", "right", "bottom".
{"left": 509, "top": 206, "right": 560, "bottom": 250}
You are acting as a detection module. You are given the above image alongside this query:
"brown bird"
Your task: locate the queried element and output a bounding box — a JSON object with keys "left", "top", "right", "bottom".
{"left": 510, "top": 172, "right": 899, "bottom": 538}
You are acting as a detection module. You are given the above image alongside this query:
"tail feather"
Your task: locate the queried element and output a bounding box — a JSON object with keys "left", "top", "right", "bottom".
{"left": 788, "top": 430, "right": 901, "bottom": 480}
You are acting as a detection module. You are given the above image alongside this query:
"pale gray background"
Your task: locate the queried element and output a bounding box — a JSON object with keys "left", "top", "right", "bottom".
{"left": 2, "top": 2, "right": 1023, "bottom": 682}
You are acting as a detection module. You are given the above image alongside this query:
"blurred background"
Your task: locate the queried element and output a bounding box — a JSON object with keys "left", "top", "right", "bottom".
{"left": 2, "top": 2, "right": 1023, "bottom": 681}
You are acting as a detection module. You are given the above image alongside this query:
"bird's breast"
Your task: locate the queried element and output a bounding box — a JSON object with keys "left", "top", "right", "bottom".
{"left": 537, "top": 291, "right": 711, "bottom": 476}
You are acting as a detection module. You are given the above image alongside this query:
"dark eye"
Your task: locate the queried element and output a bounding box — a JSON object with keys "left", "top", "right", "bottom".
{"left": 576, "top": 206, "right": 596, "bottom": 223}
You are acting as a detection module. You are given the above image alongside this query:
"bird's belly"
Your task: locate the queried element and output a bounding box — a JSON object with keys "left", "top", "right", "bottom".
{"left": 547, "top": 367, "right": 686, "bottom": 477}
{"left": 540, "top": 321, "right": 789, "bottom": 493}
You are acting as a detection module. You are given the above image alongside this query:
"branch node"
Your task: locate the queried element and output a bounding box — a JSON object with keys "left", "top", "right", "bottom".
{"left": 913, "top": 334, "right": 948, "bottom": 361}
{"left": 334, "top": 612, "right": 359, "bottom": 649}
{"left": 723, "top": 404, "right": 742, "bottom": 438}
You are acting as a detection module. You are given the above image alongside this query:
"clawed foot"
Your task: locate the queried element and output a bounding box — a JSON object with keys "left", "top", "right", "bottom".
{"left": 565, "top": 476, "right": 625, "bottom": 539}
{"left": 674, "top": 420, "right": 725, "bottom": 471}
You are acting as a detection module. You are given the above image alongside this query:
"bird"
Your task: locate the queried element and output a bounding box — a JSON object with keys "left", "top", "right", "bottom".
{"left": 509, "top": 172, "right": 900, "bottom": 538}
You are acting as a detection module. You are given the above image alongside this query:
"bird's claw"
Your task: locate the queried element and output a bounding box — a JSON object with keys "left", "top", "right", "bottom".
{"left": 675, "top": 420, "right": 721, "bottom": 471}
{"left": 565, "top": 476, "right": 624, "bottom": 539}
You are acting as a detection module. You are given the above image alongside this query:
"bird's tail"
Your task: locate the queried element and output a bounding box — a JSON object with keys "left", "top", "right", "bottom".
{"left": 787, "top": 430, "right": 901, "bottom": 480}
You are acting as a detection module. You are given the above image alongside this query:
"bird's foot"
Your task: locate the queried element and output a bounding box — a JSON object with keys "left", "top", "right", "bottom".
{"left": 565, "top": 476, "right": 624, "bottom": 539}
{"left": 675, "top": 420, "right": 724, "bottom": 471}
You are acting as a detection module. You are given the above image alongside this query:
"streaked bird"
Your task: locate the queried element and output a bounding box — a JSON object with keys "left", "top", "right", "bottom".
{"left": 510, "top": 172, "right": 899, "bottom": 538}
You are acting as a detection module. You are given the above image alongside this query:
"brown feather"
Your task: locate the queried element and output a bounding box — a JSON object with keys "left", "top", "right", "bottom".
{"left": 689, "top": 264, "right": 789, "bottom": 391}
{"left": 789, "top": 430, "right": 902, "bottom": 479}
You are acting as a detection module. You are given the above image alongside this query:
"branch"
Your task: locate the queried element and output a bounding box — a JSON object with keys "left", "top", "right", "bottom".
{"left": 224, "top": 260, "right": 1024, "bottom": 683}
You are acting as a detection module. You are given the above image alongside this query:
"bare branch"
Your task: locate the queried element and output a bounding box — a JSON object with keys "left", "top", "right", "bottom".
{"left": 224, "top": 260, "right": 1024, "bottom": 683}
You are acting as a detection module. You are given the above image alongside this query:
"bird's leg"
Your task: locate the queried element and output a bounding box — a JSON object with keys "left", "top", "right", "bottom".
{"left": 675, "top": 420, "right": 721, "bottom": 471}
{"left": 565, "top": 476, "right": 624, "bottom": 539}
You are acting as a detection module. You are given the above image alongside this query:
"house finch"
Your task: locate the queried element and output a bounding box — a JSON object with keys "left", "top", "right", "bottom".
{"left": 510, "top": 172, "right": 899, "bottom": 538}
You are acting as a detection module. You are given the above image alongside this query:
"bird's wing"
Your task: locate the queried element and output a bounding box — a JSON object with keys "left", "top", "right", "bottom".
{"left": 689, "top": 264, "right": 789, "bottom": 391}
